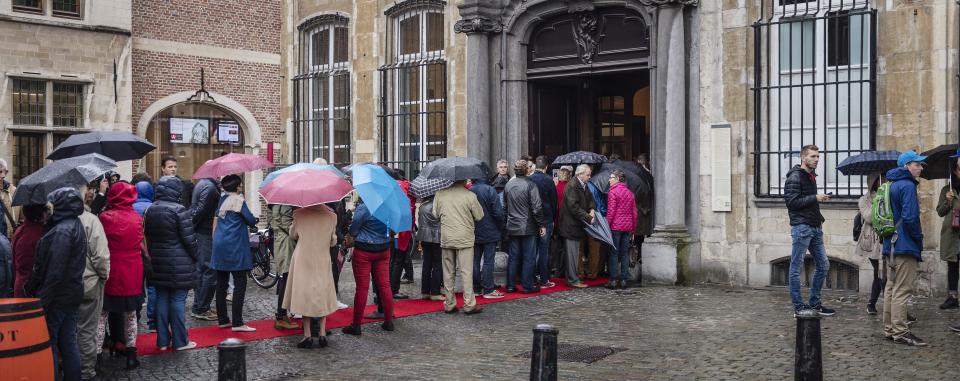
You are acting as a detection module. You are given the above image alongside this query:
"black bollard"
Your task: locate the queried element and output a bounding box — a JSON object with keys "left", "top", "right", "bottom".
{"left": 794, "top": 310, "right": 822, "bottom": 381}
{"left": 530, "top": 324, "right": 559, "bottom": 381}
{"left": 218, "top": 338, "right": 247, "bottom": 381}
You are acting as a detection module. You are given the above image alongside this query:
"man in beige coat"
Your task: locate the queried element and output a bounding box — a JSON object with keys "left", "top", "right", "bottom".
{"left": 433, "top": 180, "right": 485, "bottom": 314}
{"left": 0, "top": 159, "right": 19, "bottom": 237}
{"left": 78, "top": 183, "right": 111, "bottom": 380}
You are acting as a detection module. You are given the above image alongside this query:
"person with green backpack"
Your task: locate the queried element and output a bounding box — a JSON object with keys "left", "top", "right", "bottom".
{"left": 878, "top": 150, "right": 927, "bottom": 346}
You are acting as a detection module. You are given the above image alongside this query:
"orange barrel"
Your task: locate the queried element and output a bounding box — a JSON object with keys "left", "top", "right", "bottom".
{"left": 0, "top": 298, "right": 54, "bottom": 381}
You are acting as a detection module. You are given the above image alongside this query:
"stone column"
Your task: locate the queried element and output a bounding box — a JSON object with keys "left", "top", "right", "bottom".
{"left": 455, "top": 14, "right": 502, "bottom": 164}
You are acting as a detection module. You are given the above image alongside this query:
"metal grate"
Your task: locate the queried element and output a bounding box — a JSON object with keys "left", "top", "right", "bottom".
{"left": 519, "top": 343, "right": 627, "bottom": 364}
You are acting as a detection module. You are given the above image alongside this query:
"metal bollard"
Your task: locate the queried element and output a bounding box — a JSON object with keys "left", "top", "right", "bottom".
{"left": 529, "top": 324, "right": 559, "bottom": 381}
{"left": 794, "top": 310, "right": 822, "bottom": 381}
{"left": 218, "top": 338, "right": 247, "bottom": 381}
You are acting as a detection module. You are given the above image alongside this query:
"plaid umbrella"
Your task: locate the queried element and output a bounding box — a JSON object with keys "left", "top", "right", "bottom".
{"left": 836, "top": 150, "right": 901, "bottom": 176}
{"left": 920, "top": 144, "right": 959, "bottom": 180}
{"left": 552, "top": 151, "right": 607, "bottom": 165}
{"left": 409, "top": 176, "right": 454, "bottom": 199}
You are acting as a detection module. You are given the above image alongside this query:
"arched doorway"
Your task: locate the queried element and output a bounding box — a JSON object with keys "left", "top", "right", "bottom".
{"left": 142, "top": 102, "right": 247, "bottom": 181}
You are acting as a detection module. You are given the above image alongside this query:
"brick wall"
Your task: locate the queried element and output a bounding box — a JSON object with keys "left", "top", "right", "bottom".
{"left": 133, "top": 0, "right": 281, "bottom": 54}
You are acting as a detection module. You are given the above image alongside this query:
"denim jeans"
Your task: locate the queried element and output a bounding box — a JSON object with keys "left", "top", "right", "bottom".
{"left": 789, "top": 224, "right": 829, "bottom": 309}
{"left": 536, "top": 222, "right": 555, "bottom": 284}
{"left": 508, "top": 235, "right": 537, "bottom": 290}
{"left": 473, "top": 242, "right": 497, "bottom": 294}
{"left": 46, "top": 307, "right": 81, "bottom": 381}
{"left": 146, "top": 286, "right": 157, "bottom": 328}
{"left": 610, "top": 231, "right": 632, "bottom": 281}
{"left": 192, "top": 233, "right": 217, "bottom": 314}
{"left": 155, "top": 287, "right": 189, "bottom": 349}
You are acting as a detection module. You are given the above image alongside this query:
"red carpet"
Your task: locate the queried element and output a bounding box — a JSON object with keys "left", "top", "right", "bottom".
{"left": 137, "top": 277, "right": 608, "bottom": 356}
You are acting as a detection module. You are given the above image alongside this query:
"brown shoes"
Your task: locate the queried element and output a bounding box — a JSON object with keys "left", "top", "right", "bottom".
{"left": 570, "top": 282, "right": 588, "bottom": 289}
{"left": 274, "top": 316, "right": 299, "bottom": 330}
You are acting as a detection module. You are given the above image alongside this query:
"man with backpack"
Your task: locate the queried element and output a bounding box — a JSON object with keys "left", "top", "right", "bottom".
{"left": 784, "top": 145, "right": 836, "bottom": 316}
{"left": 879, "top": 150, "right": 927, "bottom": 346}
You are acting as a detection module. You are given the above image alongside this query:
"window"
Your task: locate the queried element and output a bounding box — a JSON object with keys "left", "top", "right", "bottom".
{"left": 596, "top": 96, "right": 626, "bottom": 157}
{"left": 753, "top": 0, "right": 874, "bottom": 198}
{"left": 11, "top": 78, "right": 85, "bottom": 128}
{"left": 53, "top": 82, "right": 83, "bottom": 127}
{"left": 52, "top": 0, "right": 81, "bottom": 18}
{"left": 380, "top": 1, "right": 447, "bottom": 178}
{"left": 13, "top": 0, "right": 81, "bottom": 18}
{"left": 11, "top": 132, "right": 44, "bottom": 186}
{"left": 12, "top": 0, "right": 42, "bottom": 14}
{"left": 292, "top": 15, "right": 351, "bottom": 165}
{"left": 12, "top": 79, "right": 46, "bottom": 126}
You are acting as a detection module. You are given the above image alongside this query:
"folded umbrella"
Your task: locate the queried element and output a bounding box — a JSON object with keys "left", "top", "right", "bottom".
{"left": 351, "top": 164, "right": 412, "bottom": 232}
{"left": 259, "top": 163, "right": 345, "bottom": 189}
{"left": 584, "top": 213, "right": 617, "bottom": 250}
{"left": 920, "top": 144, "right": 958, "bottom": 180}
{"left": 409, "top": 176, "right": 454, "bottom": 199}
{"left": 552, "top": 151, "right": 607, "bottom": 166}
{"left": 259, "top": 170, "right": 353, "bottom": 207}
{"left": 192, "top": 153, "right": 274, "bottom": 180}
{"left": 47, "top": 131, "right": 155, "bottom": 161}
{"left": 417, "top": 156, "right": 485, "bottom": 182}
{"left": 12, "top": 153, "right": 117, "bottom": 206}
{"left": 836, "top": 150, "right": 901, "bottom": 176}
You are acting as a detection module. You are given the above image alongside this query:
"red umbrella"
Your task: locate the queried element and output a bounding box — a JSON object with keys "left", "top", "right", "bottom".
{"left": 192, "top": 153, "right": 274, "bottom": 180}
{"left": 258, "top": 169, "right": 353, "bottom": 207}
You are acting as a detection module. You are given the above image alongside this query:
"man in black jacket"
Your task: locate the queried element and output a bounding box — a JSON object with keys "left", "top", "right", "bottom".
{"left": 783, "top": 145, "right": 835, "bottom": 316}
{"left": 529, "top": 156, "right": 558, "bottom": 288}
{"left": 557, "top": 164, "right": 595, "bottom": 289}
{"left": 189, "top": 167, "right": 221, "bottom": 321}
{"left": 26, "top": 187, "right": 87, "bottom": 380}
{"left": 503, "top": 160, "right": 547, "bottom": 294}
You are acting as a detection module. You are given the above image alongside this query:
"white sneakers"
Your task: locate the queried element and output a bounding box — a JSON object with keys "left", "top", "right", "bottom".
{"left": 337, "top": 300, "right": 349, "bottom": 309}
{"left": 176, "top": 341, "right": 197, "bottom": 351}
{"left": 231, "top": 325, "right": 257, "bottom": 332}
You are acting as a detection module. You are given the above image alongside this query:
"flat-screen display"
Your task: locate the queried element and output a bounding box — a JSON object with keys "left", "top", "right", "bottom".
{"left": 170, "top": 117, "right": 210, "bottom": 144}
{"left": 217, "top": 121, "right": 240, "bottom": 143}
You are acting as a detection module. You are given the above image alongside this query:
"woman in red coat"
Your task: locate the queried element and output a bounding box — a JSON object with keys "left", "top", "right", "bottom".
{"left": 11, "top": 204, "right": 48, "bottom": 297}
{"left": 97, "top": 182, "right": 145, "bottom": 369}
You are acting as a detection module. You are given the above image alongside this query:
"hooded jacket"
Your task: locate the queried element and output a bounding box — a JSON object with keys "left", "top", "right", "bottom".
{"left": 25, "top": 188, "right": 87, "bottom": 309}
{"left": 99, "top": 182, "right": 144, "bottom": 296}
{"left": 78, "top": 206, "right": 110, "bottom": 294}
{"left": 882, "top": 167, "right": 924, "bottom": 260}
{"left": 144, "top": 176, "right": 199, "bottom": 289}
{"left": 470, "top": 179, "right": 505, "bottom": 244}
{"left": 133, "top": 181, "right": 155, "bottom": 217}
{"left": 503, "top": 176, "right": 546, "bottom": 236}
{"left": 190, "top": 178, "right": 221, "bottom": 235}
{"left": 416, "top": 198, "right": 440, "bottom": 244}
{"left": 783, "top": 165, "right": 825, "bottom": 227}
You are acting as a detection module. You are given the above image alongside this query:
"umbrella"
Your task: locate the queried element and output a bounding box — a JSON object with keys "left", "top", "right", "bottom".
{"left": 351, "top": 164, "right": 412, "bottom": 232}
{"left": 12, "top": 153, "right": 117, "bottom": 206}
{"left": 590, "top": 162, "right": 646, "bottom": 195}
{"left": 418, "top": 156, "right": 486, "bottom": 181}
{"left": 259, "top": 170, "right": 353, "bottom": 207}
{"left": 47, "top": 131, "right": 155, "bottom": 161}
{"left": 192, "top": 153, "right": 274, "bottom": 180}
{"left": 584, "top": 213, "right": 617, "bottom": 250}
{"left": 836, "top": 150, "right": 901, "bottom": 176}
{"left": 342, "top": 162, "right": 398, "bottom": 179}
{"left": 920, "top": 144, "right": 958, "bottom": 180}
{"left": 409, "top": 176, "right": 454, "bottom": 199}
{"left": 259, "top": 163, "right": 345, "bottom": 189}
{"left": 609, "top": 159, "right": 642, "bottom": 175}
{"left": 552, "top": 151, "right": 607, "bottom": 165}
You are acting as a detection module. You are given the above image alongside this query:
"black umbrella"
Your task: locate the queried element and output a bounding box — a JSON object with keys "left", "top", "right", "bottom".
{"left": 590, "top": 162, "right": 645, "bottom": 195}
{"left": 418, "top": 156, "right": 485, "bottom": 182}
{"left": 920, "top": 144, "right": 959, "bottom": 180}
{"left": 609, "top": 159, "right": 642, "bottom": 175}
{"left": 552, "top": 151, "right": 607, "bottom": 165}
{"left": 836, "top": 150, "right": 901, "bottom": 176}
{"left": 342, "top": 162, "right": 398, "bottom": 179}
{"left": 47, "top": 131, "right": 155, "bottom": 161}
{"left": 12, "top": 153, "right": 117, "bottom": 206}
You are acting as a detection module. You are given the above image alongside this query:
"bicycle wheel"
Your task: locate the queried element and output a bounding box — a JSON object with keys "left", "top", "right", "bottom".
{"left": 250, "top": 247, "right": 277, "bottom": 289}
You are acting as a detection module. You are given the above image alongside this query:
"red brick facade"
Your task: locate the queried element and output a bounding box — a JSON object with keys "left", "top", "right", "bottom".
{"left": 133, "top": 0, "right": 281, "bottom": 54}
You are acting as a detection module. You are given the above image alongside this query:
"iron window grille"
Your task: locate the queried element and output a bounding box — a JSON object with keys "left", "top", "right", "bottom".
{"left": 52, "top": 0, "right": 81, "bottom": 18}
{"left": 12, "top": 79, "right": 46, "bottom": 126}
{"left": 12, "top": 132, "right": 44, "bottom": 186}
{"left": 53, "top": 82, "right": 83, "bottom": 127}
{"left": 12, "top": 0, "right": 42, "bottom": 14}
{"left": 292, "top": 15, "right": 351, "bottom": 165}
{"left": 753, "top": 0, "right": 876, "bottom": 198}
{"left": 379, "top": 1, "right": 447, "bottom": 178}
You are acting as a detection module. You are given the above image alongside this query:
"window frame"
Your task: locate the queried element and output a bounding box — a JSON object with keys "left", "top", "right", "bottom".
{"left": 51, "top": 0, "right": 82, "bottom": 19}
{"left": 12, "top": 0, "right": 43, "bottom": 14}
{"left": 11, "top": 78, "right": 86, "bottom": 128}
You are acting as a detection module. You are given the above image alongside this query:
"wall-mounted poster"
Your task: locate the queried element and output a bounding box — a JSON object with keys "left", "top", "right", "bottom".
{"left": 217, "top": 121, "right": 240, "bottom": 143}
{"left": 170, "top": 117, "right": 210, "bottom": 144}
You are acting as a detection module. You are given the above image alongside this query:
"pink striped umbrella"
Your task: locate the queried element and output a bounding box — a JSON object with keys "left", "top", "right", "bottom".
{"left": 191, "top": 153, "right": 274, "bottom": 180}
{"left": 258, "top": 169, "right": 353, "bottom": 207}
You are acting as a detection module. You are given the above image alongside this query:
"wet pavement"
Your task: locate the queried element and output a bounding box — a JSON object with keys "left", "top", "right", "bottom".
{"left": 96, "top": 260, "right": 960, "bottom": 380}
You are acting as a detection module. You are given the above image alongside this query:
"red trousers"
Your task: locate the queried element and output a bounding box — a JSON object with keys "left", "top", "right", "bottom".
{"left": 351, "top": 248, "right": 394, "bottom": 325}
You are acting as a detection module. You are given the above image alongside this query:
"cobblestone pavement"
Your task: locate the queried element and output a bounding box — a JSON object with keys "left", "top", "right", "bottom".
{"left": 101, "top": 260, "right": 960, "bottom": 380}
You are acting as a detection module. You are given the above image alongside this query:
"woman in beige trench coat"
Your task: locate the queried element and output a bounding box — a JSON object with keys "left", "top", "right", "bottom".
{"left": 282, "top": 204, "right": 338, "bottom": 348}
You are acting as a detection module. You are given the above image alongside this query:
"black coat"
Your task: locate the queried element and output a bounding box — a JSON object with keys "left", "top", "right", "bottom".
{"left": 25, "top": 188, "right": 87, "bottom": 309}
{"left": 503, "top": 176, "right": 546, "bottom": 236}
{"left": 190, "top": 178, "right": 220, "bottom": 235}
{"left": 145, "top": 176, "right": 199, "bottom": 289}
{"left": 529, "top": 171, "right": 558, "bottom": 224}
{"left": 557, "top": 178, "right": 596, "bottom": 240}
{"left": 783, "top": 165, "right": 825, "bottom": 227}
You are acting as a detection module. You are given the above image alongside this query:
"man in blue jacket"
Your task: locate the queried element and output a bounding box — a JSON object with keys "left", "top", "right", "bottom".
{"left": 882, "top": 150, "right": 927, "bottom": 346}
{"left": 471, "top": 176, "right": 505, "bottom": 298}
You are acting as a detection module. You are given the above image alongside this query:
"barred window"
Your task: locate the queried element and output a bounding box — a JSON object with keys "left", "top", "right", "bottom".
{"left": 293, "top": 15, "right": 351, "bottom": 165}
{"left": 380, "top": 1, "right": 447, "bottom": 178}
{"left": 52, "top": 0, "right": 80, "bottom": 18}
{"left": 754, "top": 0, "right": 875, "bottom": 198}
{"left": 12, "top": 79, "right": 46, "bottom": 126}
{"left": 12, "top": 132, "right": 44, "bottom": 185}
{"left": 12, "top": 0, "right": 42, "bottom": 14}
{"left": 53, "top": 82, "right": 83, "bottom": 127}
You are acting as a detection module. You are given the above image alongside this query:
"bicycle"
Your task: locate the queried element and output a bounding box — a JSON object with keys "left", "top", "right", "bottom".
{"left": 249, "top": 226, "right": 278, "bottom": 289}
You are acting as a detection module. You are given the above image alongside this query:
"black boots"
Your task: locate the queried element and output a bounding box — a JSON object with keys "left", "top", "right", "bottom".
{"left": 342, "top": 324, "right": 362, "bottom": 336}
{"left": 382, "top": 321, "right": 395, "bottom": 332}
{"left": 940, "top": 296, "right": 959, "bottom": 310}
{"left": 125, "top": 347, "right": 140, "bottom": 370}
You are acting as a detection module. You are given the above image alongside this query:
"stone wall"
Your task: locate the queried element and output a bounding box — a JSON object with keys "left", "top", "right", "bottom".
{"left": 696, "top": 0, "right": 959, "bottom": 295}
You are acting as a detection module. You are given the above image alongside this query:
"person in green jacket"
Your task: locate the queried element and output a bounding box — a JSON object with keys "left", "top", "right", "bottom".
{"left": 270, "top": 204, "right": 299, "bottom": 329}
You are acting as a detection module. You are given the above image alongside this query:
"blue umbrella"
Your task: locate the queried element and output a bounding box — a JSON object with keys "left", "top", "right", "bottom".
{"left": 836, "top": 150, "right": 901, "bottom": 176}
{"left": 259, "top": 163, "right": 345, "bottom": 189}
{"left": 351, "top": 164, "right": 412, "bottom": 232}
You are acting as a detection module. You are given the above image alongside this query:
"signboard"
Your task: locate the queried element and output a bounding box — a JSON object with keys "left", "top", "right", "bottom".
{"left": 170, "top": 118, "right": 209, "bottom": 144}
{"left": 217, "top": 121, "right": 240, "bottom": 143}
